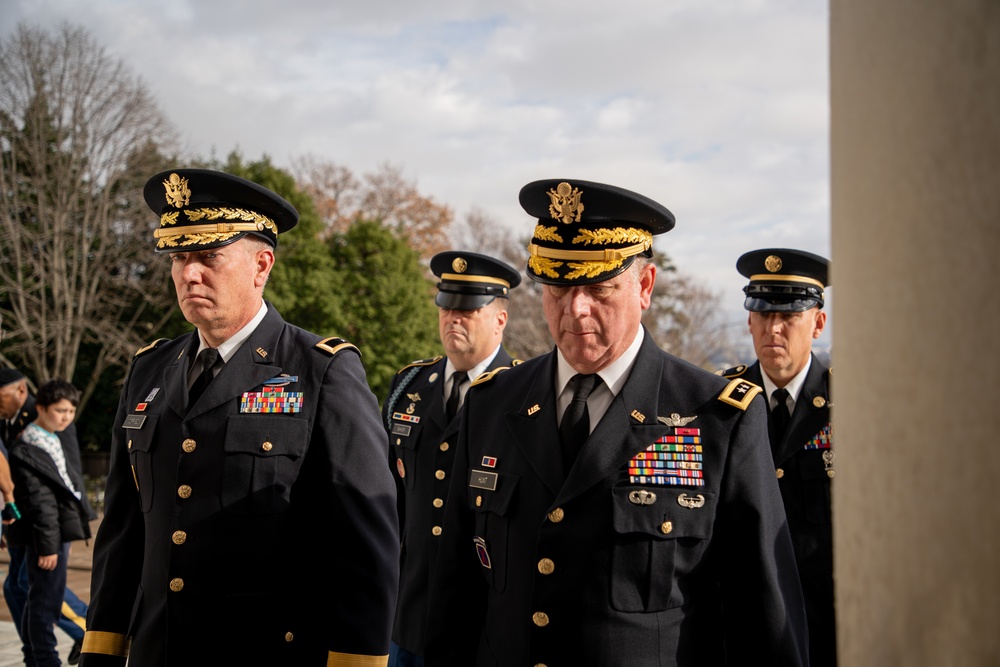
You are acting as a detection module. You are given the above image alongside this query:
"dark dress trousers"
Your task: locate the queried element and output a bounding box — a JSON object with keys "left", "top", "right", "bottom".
{"left": 732, "top": 356, "right": 834, "bottom": 667}
{"left": 83, "top": 304, "right": 400, "bottom": 666}
{"left": 382, "top": 348, "right": 515, "bottom": 656}
{"left": 425, "top": 330, "right": 808, "bottom": 667}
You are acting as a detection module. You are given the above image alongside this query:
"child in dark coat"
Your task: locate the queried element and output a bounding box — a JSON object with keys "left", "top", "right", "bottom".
{"left": 7, "top": 379, "right": 92, "bottom": 667}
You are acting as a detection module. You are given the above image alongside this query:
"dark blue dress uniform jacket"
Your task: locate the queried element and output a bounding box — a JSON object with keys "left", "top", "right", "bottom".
{"left": 82, "top": 304, "right": 400, "bottom": 667}
{"left": 731, "top": 355, "right": 833, "bottom": 667}
{"left": 425, "top": 331, "right": 808, "bottom": 667}
{"left": 382, "top": 348, "right": 515, "bottom": 655}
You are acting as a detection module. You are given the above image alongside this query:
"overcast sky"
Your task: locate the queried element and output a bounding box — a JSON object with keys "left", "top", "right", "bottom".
{"left": 1, "top": 0, "right": 832, "bottom": 346}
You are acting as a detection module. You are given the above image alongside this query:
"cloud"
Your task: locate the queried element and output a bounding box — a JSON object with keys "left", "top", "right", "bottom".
{"left": 2, "top": 0, "right": 831, "bottom": 346}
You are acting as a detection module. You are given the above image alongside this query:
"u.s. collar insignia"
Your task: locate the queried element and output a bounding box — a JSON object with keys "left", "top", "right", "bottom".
{"left": 407, "top": 392, "right": 421, "bottom": 402}
{"left": 658, "top": 413, "right": 697, "bottom": 427}
{"left": 630, "top": 409, "right": 646, "bottom": 423}
{"left": 527, "top": 404, "right": 540, "bottom": 415}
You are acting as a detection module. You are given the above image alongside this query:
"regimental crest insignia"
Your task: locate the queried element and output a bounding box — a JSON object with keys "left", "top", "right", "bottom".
{"left": 546, "top": 182, "right": 584, "bottom": 223}
{"left": 163, "top": 173, "right": 191, "bottom": 209}
{"left": 765, "top": 254, "right": 782, "bottom": 272}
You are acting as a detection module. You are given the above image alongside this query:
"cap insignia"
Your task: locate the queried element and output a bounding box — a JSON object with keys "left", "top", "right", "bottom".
{"left": 764, "top": 255, "right": 782, "bottom": 272}
{"left": 163, "top": 173, "right": 191, "bottom": 209}
{"left": 546, "top": 182, "right": 584, "bottom": 223}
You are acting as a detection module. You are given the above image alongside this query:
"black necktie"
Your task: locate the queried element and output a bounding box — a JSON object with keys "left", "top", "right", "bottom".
{"left": 446, "top": 371, "right": 468, "bottom": 421}
{"left": 188, "top": 348, "right": 220, "bottom": 408}
{"left": 559, "top": 374, "right": 600, "bottom": 471}
{"left": 770, "top": 387, "right": 791, "bottom": 450}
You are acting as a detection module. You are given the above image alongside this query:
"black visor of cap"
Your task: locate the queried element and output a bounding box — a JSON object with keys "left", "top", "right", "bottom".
{"left": 743, "top": 283, "right": 824, "bottom": 313}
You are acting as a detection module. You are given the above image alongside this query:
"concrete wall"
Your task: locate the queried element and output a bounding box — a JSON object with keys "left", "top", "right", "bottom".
{"left": 830, "top": 1, "right": 1000, "bottom": 664}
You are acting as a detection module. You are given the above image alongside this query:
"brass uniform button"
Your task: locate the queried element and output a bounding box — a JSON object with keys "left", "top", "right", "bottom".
{"left": 532, "top": 611, "right": 550, "bottom": 627}
{"left": 261, "top": 441, "right": 273, "bottom": 452}
{"left": 127, "top": 440, "right": 133, "bottom": 450}
{"left": 439, "top": 442, "right": 449, "bottom": 452}
{"left": 169, "top": 578, "right": 184, "bottom": 592}
{"left": 177, "top": 485, "right": 192, "bottom": 499}
{"left": 171, "top": 531, "right": 187, "bottom": 545}
{"left": 776, "top": 468, "right": 784, "bottom": 479}
{"left": 660, "top": 521, "right": 673, "bottom": 535}
{"left": 535, "top": 664, "right": 548, "bottom": 667}
{"left": 435, "top": 470, "right": 446, "bottom": 480}
{"left": 432, "top": 526, "right": 442, "bottom": 536}
{"left": 433, "top": 498, "right": 444, "bottom": 508}
{"left": 284, "top": 632, "right": 294, "bottom": 643}
{"left": 547, "top": 508, "right": 564, "bottom": 523}
{"left": 537, "top": 558, "right": 555, "bottom": 575}
{"left": 181, "top": 438, "right": 196, "bottom": 453}
{"left": 476, "top": 495, "right": 482, "bottom": 507}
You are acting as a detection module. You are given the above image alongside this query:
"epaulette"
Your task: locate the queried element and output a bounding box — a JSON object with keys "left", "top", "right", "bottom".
{"left": 315, "top": 337, "right": 361, "bottom": 357}
{"left": 715, "top": 364, "right": 748, "bottom": 378}
{"left": 133, "top": 338, "right": 169, "bottom": 359}
{"left": 395, "top": 356, "right": 444, "bottom": 375}
{"left": 717, "top": 378, "right": 762, "bottom": 411}
{"left": 471, "top": 366, "right": 512, "bottom": 387}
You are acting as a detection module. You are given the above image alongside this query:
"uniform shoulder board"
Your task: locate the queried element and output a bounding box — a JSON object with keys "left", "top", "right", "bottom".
{"left": 133, "top": 338, "right": 169, "bottom": 358}
{"left": 471, "top": 366, "right": 512, "bottom": 387}
{"left": 715, "top": 364, "right": 748, "bottom": 378}
{"left": 717, "top": 378, "right": 762, "bottom": 411}
{"left": 315, "top": 337, "right": 361, "bottom": 357}
{"left": 395, "top": 356, "right": 444, "bottom": 374}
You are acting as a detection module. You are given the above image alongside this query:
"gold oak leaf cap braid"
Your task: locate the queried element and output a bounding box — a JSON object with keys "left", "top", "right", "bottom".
{"left": 736, "top": 247, "right": 830, "bottom": 313}
{"left": 144, "top": 168, "right": 299, "bottom": 253}
{"left": 519, "top": 179, "right": 676, "bottom": 286}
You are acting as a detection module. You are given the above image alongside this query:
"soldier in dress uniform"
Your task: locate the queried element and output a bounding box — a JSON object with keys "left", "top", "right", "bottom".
{"left": 720, "top": 247, "right": 833, "bottom": 667}
{"left": 424, "top": 179, "right": 808, "bottom": 666}
{"left": 79, "top": 169, "right": 399, "bottom": 667}
{"left": 383, "top": 250, "right": 521, "bottom": 667}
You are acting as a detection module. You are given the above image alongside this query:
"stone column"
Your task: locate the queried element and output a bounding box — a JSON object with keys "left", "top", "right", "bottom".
{"left": 831, "top": 1, "right": 1000, "bottom": 664}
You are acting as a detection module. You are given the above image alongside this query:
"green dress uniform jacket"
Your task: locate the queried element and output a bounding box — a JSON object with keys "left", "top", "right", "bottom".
{"left": 425, "top": 330, "right": 808, "bottom": 667}
{"left": 729, "top": 355, "right": 834, "bottom": 667}
{"left": 81, "top": 304, "right": 400, "bottom": 667}
{"left": 382, "top": 348, "right": 515, "bottom": 656}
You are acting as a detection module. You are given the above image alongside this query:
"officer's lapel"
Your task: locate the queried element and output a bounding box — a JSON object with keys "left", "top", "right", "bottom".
{"left": 505, "top": 353, "right": 564, "bottom": 495}
{"left": 559, "top": 339, "right": 670, "bottom": 501}
{"left": 165, "top": 335, "right": 198, "bottom": 418}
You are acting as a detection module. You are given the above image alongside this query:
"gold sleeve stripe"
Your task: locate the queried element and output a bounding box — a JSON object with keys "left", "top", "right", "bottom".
{"left": 81, "top": 630, "right": 131, "bottom": 657}
{"left": 326, "top": 651, "right": 389, "bottom": 667}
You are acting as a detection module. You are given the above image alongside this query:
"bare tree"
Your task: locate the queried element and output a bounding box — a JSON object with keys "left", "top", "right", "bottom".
{"left": 0, "top": 22, "right": 177, "bottom": 410}
{"left": 292, "top": 156, "right": 454, "bottom": 257}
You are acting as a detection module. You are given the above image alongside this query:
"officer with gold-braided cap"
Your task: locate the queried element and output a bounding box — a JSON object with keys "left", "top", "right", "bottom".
{"left": 425, "top": 179, "right": 808, "bottom": 666}
{"left": 81, "top": 169, "right": 399, "bottom": 667}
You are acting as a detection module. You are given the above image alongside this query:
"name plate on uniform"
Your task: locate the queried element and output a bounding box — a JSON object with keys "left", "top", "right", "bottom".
{"left": 122, "top": 414, "right": 147, "bottom": 429}
{"left": 391, "top": 423, "right": 412, "bottom": 436}
{"left": 469, "top": 469, "right": 498, "bottom": 491}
